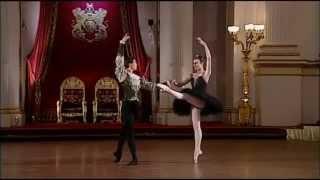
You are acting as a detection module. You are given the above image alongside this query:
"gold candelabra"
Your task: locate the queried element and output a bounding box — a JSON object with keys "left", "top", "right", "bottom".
{"left": 227, "top": 24, "right": 264, "bottom": 126}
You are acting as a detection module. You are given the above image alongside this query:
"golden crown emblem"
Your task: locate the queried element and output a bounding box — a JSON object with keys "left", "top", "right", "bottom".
{"left": 72, "top": 3, "right": 109, "bottom": 43}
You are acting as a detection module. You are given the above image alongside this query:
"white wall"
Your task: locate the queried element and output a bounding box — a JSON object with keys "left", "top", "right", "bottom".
{"left": 257, "top": 76, "right": 303, "bottom": 126}
{"left": 302, "top": 76, "right": 320, "bottom": 124}
{"left": 265, "top": 1, "right": 320, "bottom": 61}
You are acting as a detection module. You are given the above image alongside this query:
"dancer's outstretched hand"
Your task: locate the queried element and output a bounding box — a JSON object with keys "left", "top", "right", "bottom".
{"left": 171, "top": 80, "right": 178, "bottom": 86}
{"left": 197, "top": 37, "right": 206, "bottom": 46}
{"left": 169, "top": 80, "right": 181, "bottom": 91}
{"left": 121, "top": 33, "right": 130, "bottom": 43}
{"left": 156, "top": 83, "right": 163, "bottom": 91}
{"left": 165, "top": 80, "right": 172, "bottom": 87}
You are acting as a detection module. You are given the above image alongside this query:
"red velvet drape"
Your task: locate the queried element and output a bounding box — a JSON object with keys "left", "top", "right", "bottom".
{"left": 121, "top": 1, "right": 151, "bottom": 79}
{"left": 26, "top": 1, "right": 152, "bottom": 122}
{"left": 120, "top": 2, "right": 152, "bottom": 121}
{"left": 41, "top": 1, "right": 123, "bottom": 121}
{"left": 26, "top": 2, "right": 57, "bottom": 121}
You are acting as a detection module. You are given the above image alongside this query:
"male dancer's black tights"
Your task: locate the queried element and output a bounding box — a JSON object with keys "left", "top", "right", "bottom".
{"left": 114, "top": 100, "right": 138, "bottom": 161}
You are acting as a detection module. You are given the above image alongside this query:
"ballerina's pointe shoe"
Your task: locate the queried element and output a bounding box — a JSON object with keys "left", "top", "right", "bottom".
{"left": 157, "top": 83, "right": 170, "bottom": 92}
{"left": 194, "top": 155, "right": 199, "bottom": 164}
{"left": 194, "top": 151, "right": 200, "bottom": 164}
{"left": 194, "top": 149, "right": 203, "bottom": 164}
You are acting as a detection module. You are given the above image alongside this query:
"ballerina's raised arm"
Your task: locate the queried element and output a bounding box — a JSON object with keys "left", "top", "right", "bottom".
{"left": 197, "top": 37, "right": 212, "bottom": 83}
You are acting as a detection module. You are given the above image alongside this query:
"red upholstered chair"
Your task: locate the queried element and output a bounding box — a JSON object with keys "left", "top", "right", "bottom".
{"left": 56, "top": 76, "right": 87, "bottom": 123}
{"left": 93, "top": 77, "right": 120, "bottom": 123}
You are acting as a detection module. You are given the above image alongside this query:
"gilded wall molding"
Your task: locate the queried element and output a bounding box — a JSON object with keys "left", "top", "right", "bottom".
{"left": 260, "top": 44, "right": 298, "bottom": 48}
{"left": 0, "top": 106, "right": 21, "bottom": 109}
{"left": 0, "top": 106, "right": 24, "bottom": 114}
{"left": 257, "top": 52, "right": 300, "bottom": 57}
{"left": 254, "top": 44, "right": 319, "bottom": 76}
{"left": 158, "top": 107, "right": 173, "bottom": 113}
{"left": 254, "top": 60, "right": 320, "bottom": 76}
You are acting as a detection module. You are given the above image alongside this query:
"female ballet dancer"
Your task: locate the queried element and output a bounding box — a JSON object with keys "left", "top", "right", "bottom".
{"left": 157, "top": 37, "right": 223, "bottom": 163}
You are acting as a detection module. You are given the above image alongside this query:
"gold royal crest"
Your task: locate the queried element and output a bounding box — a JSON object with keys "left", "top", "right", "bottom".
{"left": 72, "top": 3, "right": 109, "bottom": 43}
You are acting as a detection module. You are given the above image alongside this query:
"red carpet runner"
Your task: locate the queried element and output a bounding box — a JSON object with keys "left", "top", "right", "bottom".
{"left": 0, "top": 121, "right": 287, "bottom": 140}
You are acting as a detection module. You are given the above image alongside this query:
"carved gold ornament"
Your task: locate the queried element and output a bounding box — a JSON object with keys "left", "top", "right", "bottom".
{"left": 72, "top": 3, "right": 109, "bottom": 43}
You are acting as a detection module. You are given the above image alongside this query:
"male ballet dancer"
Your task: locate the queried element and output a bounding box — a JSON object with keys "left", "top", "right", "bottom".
{"left": 113, "top": 33, "right": 156, "bottom": 165}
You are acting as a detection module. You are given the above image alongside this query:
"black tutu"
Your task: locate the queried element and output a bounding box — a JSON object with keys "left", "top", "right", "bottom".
{"left": 172, "top": 77, "right": 223, "bottom": 116}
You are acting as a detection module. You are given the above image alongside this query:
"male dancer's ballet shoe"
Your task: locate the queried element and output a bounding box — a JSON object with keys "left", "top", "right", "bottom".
{"left": 127, "top": 159, "right": 138, "bottom": 166}
{"left": 113, "top": 152, "right": 121, "bottom": 163}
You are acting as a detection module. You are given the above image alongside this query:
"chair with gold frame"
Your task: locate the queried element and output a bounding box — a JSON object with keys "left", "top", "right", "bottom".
{"left": 93, "top": 77, "right": 121, "bottom": 123}
{"left": 56, "top": 76, "right": 87, "bottom": 123}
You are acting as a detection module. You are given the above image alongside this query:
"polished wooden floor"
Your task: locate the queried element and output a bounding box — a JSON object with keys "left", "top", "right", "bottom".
{"left": 1, "top": 139, "right": 319, "bottom": 179}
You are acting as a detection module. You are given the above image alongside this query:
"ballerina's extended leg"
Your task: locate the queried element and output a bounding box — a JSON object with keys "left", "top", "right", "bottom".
{"left": 157, "top": 84, "right": 205, "bottom": 109}
{"left": 157, "top": 83, "right": 183, "bottom": 99}
{"left": 192, "top": 107, "right": 203, "bottom": 164}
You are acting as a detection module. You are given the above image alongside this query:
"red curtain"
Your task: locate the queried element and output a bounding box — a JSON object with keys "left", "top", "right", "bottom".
{"left": 120, "top": 2, "right": 152, "bottom": 121}
{"left": 26, "top": 1, "right": 152, "bottom": 122}
{"left": 41, "top": 1, "right": 123, "bottom": 121}
{"left": 26, "top": 2, "right": 57, "bottom": 121}
{"left": 120, "top": 1, "right": 151, "bottom": 79}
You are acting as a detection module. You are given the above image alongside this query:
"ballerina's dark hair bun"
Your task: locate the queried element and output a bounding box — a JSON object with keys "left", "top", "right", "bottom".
{"left": 193, "top": 54, "right": 205, "bottom": 63}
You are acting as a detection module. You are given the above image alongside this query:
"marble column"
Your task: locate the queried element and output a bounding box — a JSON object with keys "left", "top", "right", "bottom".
{"left": 0, "top": 1, "right": 24, "bottom": 127}
{"left": 155, "top": 1, "right": 193, "bottom": 125}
